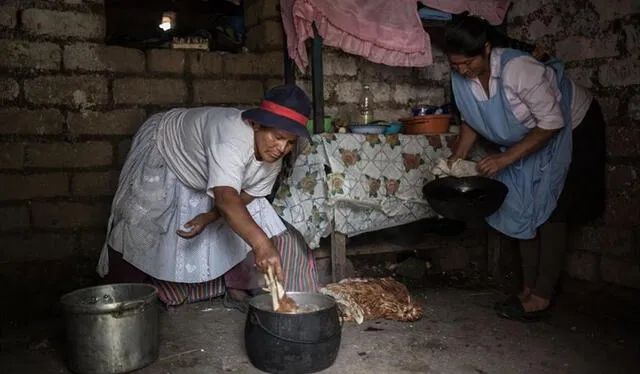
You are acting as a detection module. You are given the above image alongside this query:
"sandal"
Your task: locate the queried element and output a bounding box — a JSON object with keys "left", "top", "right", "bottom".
{"left": 222, "top": 291, "right": 249, "bottom": 314}
{"left": 493, "top": 295, "right": 520, "bottom": 310}
{"left": 496, "top": 300, "right": 552, "bottom": 323}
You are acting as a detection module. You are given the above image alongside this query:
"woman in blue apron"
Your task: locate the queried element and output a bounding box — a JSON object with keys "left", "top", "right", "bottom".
{"left": 442, "top": 15, "right": 605, "bottom": 322}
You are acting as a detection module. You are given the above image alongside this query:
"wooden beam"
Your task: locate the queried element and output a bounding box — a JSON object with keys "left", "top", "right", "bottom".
{"left": 281, "top": 15, "right": 295, "bottom": 85}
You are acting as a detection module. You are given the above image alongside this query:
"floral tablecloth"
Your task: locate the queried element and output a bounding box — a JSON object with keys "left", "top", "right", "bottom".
{"left": 272, "top": 133, "right": 458, "bottom": 249}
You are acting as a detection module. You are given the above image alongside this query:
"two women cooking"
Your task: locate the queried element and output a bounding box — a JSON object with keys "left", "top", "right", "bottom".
{"left": 98, "top": 84, "right": 318, "bottom": 311}
{"left": 443, "top": 15, "right": 605, "bottom": 321}
{"left": 98, "top": 13, "right": 605, "bottom": 322}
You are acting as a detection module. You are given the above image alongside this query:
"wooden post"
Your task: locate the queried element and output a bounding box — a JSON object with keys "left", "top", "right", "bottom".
{"left": 331, "top": 231, "right": 347, "bottom": 282}
{"left": 487, "top": 229, "right": 502, "bottom": 280}
{"left": 310, "top": 24, "right": 324, "bottom": 134}
{"left": 281, "top": 20, "right": 295, "bottom": 85}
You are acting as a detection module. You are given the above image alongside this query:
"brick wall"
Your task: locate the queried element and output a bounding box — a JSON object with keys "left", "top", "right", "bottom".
{"left": 0, "top": 0, "right": 286, "bottom": 324}
{"left": 293, "top": 47, "right": 451, "bottom": 126}
{"left": 508, "top": 0, "right": 640, "bottom": 290}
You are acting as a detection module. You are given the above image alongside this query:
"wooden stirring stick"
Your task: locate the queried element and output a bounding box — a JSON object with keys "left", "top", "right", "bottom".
{"left": 264, "top": 266, "right": 280, "bottom": 311}
{"left": 264, "top": 266, "right": 298, "bottom": 313}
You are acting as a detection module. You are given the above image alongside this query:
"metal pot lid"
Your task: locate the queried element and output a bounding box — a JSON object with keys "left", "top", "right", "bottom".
{"left": 60, "top": 283, "right": 158, "bottom": 315}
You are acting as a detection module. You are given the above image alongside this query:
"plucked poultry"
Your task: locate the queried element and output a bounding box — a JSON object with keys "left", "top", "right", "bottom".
{"left": 319, "top": 277, "right": 423, "bottom": 324}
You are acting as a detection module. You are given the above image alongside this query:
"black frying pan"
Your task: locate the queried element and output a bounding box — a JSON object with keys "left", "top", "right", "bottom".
{"left": 422, "top": 176, "right": 509, "bottom": 221}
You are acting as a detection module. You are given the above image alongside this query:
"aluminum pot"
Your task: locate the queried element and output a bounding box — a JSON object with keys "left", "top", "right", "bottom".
{"left": 59, "top": 283, "right": 160, "bottom": 374}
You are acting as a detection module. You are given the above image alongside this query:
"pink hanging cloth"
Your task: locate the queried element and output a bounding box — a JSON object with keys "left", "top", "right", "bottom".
{"left": 280, "top": 0, "right": 432, "bottom": 71}
{"left": 280, "top": 0, "right": 511, "bottom": 71}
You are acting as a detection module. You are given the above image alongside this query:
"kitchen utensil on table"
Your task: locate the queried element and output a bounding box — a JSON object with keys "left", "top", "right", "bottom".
{"left": 60, "top": 283, "right": 160, "bottom": 374}
{"left": 423, "top": 176, "right": 508, "bottom": 221}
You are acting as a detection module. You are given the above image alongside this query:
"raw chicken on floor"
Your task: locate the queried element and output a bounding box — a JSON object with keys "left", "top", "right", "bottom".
{"left": 319, "top": 277, "right": 423, "bottom": 324}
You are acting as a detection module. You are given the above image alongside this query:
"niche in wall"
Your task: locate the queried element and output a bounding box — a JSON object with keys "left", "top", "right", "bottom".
{"left": 105, "top": 0, "right": 246, "bottom": 52}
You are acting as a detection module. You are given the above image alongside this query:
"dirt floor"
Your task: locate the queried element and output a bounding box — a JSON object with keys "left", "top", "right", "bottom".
{"left": 2, "top": 274, "right": 639, "bottom": 374}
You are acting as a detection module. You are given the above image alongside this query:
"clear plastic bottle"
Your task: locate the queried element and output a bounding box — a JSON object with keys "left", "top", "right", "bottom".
{"left": 358, "top": 84, "right": 374, "bottom": 125}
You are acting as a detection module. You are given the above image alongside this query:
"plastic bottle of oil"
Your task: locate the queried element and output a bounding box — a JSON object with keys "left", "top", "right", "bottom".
{"left": 358, "top": 84, "right": 374, "bottom": 125}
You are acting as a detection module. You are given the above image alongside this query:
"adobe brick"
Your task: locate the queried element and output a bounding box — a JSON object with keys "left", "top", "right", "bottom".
{"left": 601, "top": 256, "right": 640, "bottom": 289}
{"left": 223, "top": 51, "right": 282, "bottom": 76}
{"left": 0, "top": 3, "right": 17, "bottom": 29}
{"left": 565, "top": 250, "right": 600, "bottom": 282}
{"left": 570, "top": 225, "right": 635, "bottom": 258}
{"left": 147, "top": 49, "right": 185, "bottom": 74}
{"left": 26, "top": 141, "right": 112, "bottom": 168}
{"left": 606, "top": 127, "right": 640, "bottom": 158}
{"left": 0, "top": 108, "right": 64, "bottom": 135}
{"left": 193, "top": 79, "right": 263, "bottom": 105}
{"left": 0, "top": 78, "right": 19, "bottom": 102}
{"left": 64, "top": 43, "right": 145, "bottom": 73}
{"left": 606, "top": 164, "right": 638, "bottom": 191}
{"left": 31, "top": 201, "right": 109, "bottom": 229}
{"left": 189, "top": 51, "right": 224, "bottom": 76}
{"left": 71, "top": 170, "right": 119, "bottom": 196}
{"left": 0, "top": 173, "right": 69, "bottom": 200}
{"left": 0, "top": 143, "right": 24, "bottom": 170}
{"left": 24, "top": 75, "right": 108, "bottom": 106}
{"left": 67, "top": 109, "right": 145, "bottom": 135}
{"left": 603, "top": 191, "right": 640, "bottom": 226}
{"left": 0, "top": 40, "right": 61, "bottom": 70}
{"left": 0, "top": 205, "right": 30, "bottom": 231}
{"left": 22, "top": 8, "right": 105, "bottom": 40}
{"left": 113, "top": 78, "right": 187, "bottom": 105}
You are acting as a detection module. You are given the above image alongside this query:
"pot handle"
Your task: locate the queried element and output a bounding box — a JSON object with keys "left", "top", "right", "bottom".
{"left": 119, "top": 300, "right": 146, "bottom": 311}
{"left": 249, "top": 312, "right": 343, "bottom": 345}
{"left": 111, "top": 300, "right": 147, "bottom": 318}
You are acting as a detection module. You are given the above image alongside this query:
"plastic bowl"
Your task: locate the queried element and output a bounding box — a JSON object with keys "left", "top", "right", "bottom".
{"left": 400, "top": 115, "right": 451, "bottom": 134}
{"left": 384, "top": 122, "right": 403, "bottom": 134}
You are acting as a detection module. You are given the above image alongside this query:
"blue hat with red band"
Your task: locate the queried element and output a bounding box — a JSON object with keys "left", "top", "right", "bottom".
{"left": 242, "top": 84, "right": 312, "bottom": 139}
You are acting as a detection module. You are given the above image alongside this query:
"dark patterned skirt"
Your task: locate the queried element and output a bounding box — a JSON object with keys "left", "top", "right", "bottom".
{"left": 549, "top": 99, "right": 606, "bottom": 224}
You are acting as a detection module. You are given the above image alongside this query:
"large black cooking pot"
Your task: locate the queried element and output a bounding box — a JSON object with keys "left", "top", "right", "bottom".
{"left": 423, "top": 176, "right": 509, "bottom": 221}
{"left": 245, "top": 292, "right": 342, "bottom": 374}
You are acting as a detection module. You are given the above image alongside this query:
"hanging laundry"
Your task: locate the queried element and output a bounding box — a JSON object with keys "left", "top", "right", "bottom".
{"left": 280, "top": 0, "right": 433, "bottom": 71}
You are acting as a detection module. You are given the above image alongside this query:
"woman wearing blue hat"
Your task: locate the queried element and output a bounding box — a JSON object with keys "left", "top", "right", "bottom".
{"left": 97, "top": 84, "right": 318, "bottom": 311}
{"left": 442, "top": 15, "right": 606, "bottom": 322}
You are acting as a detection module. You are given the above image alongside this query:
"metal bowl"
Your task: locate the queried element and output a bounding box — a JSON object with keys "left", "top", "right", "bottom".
{"left": 423, "top": 176, "right": 509, "bottom": 221}
{"left": 347, "top": 124, "right": 388, "bottom": 134}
